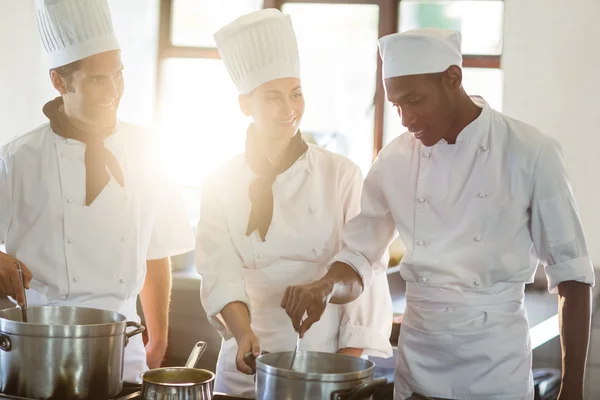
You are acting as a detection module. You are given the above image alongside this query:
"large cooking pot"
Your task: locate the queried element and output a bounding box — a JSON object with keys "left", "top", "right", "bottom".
{"left": 245, "top": 351, "right": 387, "bottom": 400}
{"left": 0, "top": 306, "right": 144, "bottom": 400}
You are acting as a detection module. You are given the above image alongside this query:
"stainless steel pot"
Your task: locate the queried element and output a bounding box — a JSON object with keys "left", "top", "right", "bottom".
{"left": 0, "top": 306, "right": 144, "bottom": 400}
{"left": 118, "top": 341, "right": 215, "bottom": 400}
{"left": 246, "top": 351, "right": 387, "bottom": 400}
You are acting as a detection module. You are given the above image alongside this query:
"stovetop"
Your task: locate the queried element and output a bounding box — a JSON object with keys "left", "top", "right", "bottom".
{"left": 0, "top": 393, "right": 252, "bottom": 400}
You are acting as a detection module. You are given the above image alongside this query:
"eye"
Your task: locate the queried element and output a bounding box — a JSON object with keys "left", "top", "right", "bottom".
{"left": 407, "top": 97, "right": 422, "bottom": 104}
{"left": 292, "top": 93, "right": 303, "bottom": 99}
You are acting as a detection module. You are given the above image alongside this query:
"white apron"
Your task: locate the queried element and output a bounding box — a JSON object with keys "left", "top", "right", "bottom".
{"left": 393, "top": 283, "right": 533, "bottom": 400}
{"left": 214, "top": 264, "right": 340, "bottom": 396}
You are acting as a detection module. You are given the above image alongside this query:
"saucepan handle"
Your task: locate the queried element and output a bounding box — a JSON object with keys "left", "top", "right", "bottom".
{"left": 125, "top": 321, "right": 145, "bottom": 346}
{"left": 243, "top": 351, "right": 270, "bottom": 373}
{"left": 114, "top": 391, "right": 140, "bottom": 400}
{"left": 331, "top": 377, "right": 388, "bottom": 400}
{"left": 0, "top": 334, "right": 11, "bottom": 352}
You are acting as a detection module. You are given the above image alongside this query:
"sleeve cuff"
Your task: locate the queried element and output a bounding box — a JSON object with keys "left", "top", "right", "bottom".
{"left": 330, "top": 250, "right": 374, "bottom": 290}
{"left": 544, "top": 256, "right": 595, "bottom": 294}
{"left": 203, "top": 282, "right": 251, "bottom": 340}
{"left": 338, "top": 324, "right": 393, "bottom": 359}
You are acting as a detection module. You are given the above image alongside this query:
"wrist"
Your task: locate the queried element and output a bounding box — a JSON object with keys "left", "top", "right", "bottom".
{"left": 318, "top": 278, "right": 336, "bottom": 303}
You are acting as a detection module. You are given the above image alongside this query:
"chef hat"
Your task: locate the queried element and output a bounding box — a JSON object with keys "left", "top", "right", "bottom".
{"left": 378, "top": 28, "right": 463, "bottom": 79}
{"left": 35, "top": 0, "right": 120, "bottom": 69}
{"left": 214, "top": 8, "right": 301, "bottom": 95}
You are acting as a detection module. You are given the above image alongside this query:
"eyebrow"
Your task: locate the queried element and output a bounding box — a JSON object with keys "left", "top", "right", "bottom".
{"left": 262, "top": 86, "right": 302, "bottom": 95}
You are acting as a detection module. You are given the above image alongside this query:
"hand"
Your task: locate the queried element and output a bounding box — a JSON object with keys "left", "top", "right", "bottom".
{"left": 235, "top": 331, "right": 261, "bottom": 375}
{"left": 337, "top": 348, "right": 364, "bottom": 358}
{"left": 281, "top": 279, "right": 335, "bottom": 338}
{"left": 0, "top": 252, "right": 32, "bottom": 306}
{"left": 557, "top": 381, "right": 583, "bottom": 400}
{"left": 145, "top": 340, "right": 168, "bottom": 369}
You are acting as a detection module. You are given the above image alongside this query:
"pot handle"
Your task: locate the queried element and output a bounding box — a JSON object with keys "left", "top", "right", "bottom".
{"left": 331, "top": 377, "right": 388, "bottom": 400}
{"left": 0, "top": 334, "right": 11, "bottom": 352}
{"left": 114, "top": 391, "right": 140, "bottom": 400}
{"left": 125, "top": 321, "right": 145, "bottom": 346}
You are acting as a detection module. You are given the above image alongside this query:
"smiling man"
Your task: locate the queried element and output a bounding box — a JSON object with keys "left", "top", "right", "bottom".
{"left": 281, "top": 28, "right": 594, "bottom": 400}
{"left": 0, "top": 0, "right": 194, "bottom": 383}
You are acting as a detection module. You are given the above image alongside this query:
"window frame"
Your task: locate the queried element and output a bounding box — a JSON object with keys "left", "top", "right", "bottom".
{"left": 157, "top": 0, "right": 502, "bottom": 160}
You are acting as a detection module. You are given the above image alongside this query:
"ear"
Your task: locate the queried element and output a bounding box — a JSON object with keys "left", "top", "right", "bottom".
{"left": 50, "top": 70, "right": 69, "bottom": 95}
{"left": 238, "top": 94, "right": 252, "bottom": 117}
{"left": 444, "top": 65, "right": 463, "bottom": 90}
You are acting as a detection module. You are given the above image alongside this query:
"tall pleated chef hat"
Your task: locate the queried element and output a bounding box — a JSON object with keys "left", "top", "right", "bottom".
{"left": 378, "top": 28, "right": 463, "bottom": 78}
{"left": 214, "top": 8, "right": 301, "bottom": 95}
{"left": 35, "top": 0, "right": 120, "bottom": 69}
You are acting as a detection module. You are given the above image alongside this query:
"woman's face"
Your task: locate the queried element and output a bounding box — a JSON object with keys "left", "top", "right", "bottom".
{"left": 240, "top": 77, "right": 305, "bottom": 140}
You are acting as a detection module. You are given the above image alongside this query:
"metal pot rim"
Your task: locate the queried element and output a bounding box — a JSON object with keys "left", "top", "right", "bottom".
{"left": 141, "top": 367, "right": 216, "bottom": 387}
{"left": 255, "top": 351, "right": 375, "bottom": 382}
{"left": 0, "top": 306, "right": 128, "bottom": 337}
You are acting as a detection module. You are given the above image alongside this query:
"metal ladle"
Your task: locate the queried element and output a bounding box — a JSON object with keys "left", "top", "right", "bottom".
{"left": 16, "top": 262, "right": 27, "bottom": 323}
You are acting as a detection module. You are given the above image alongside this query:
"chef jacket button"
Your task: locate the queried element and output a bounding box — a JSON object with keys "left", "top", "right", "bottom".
{"left": 308, "top": 206, "right": 315, "bottom": 214}
{"left": 417, "top": 197, "right": 425, "bottom": 203}
{"left": 312, "top": 248, "right": 319, "bottom": 254}
{"left": 416, "top": 240, "right": 425, "bottom": 246}
{"left": 257, "top": 253, "right": 264, "bottom": 259}
{"left": 421, "top": 276, "right": 429, "bottom": 283}
{"left": 474, "top": 236, "right": 482, "bottom": 242}
{"left": 474, "top": 279, "right": 481, "bottom": 286}
{"left": 480, "top": 145, "right": 489, "bottom": 152}
{"left": 67, "top": 238, "right": 74, "bottom": 244}
{"left": 120, "top": 278, "right": 126, "bottom": 284}
{"left": 121, "top": 235, "right": 128, "bottom": 241}
{"left": 478, "top": 192, "right": 487, "bottom": 198}
{"left": 73, "top": 277, "right": 79, "bottom": 283}
{"left": 306, "top": 168, "right": 311, "bottom": 173}
{"left": 422, "top": 152, "right": 430, "bottom": 158}
{"left": 66, "top": 198, "right": 73, "bottom": 204}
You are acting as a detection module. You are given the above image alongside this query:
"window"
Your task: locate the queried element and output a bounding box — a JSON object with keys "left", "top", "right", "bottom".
{"left": 281, "top": 3, "right": 380, "bottom": 175}
{"left": 385, "top": 0, "right": 504, "bottom": 145}
{"left": 157, "top": 0, "right": 505, "bottom": 189}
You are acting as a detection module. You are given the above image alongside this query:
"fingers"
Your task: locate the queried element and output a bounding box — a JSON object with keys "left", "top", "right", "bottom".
{"left": 251, "top": 338, "right": 261, "bottom": 357}
{"left": 284, "top": 287, "right": 298, "bottom": 323}
{"left": 291, "top": 292, "right": 311, "bottom": 332}
{"left": 280, "top": 286, "right": 290, "bottom": 308}
{"left": 299, "top": 302, "right": 324, "bottom": 339}
{"left": 19, "top": 263, "right": 32, "bottom": 289}
{"left": 236, "top": 335, "right": 261, "bottom": 375}
{"left": 9, "top": 271, "right": 24, "bottom": 306}
{"left": 237, "top": 348, "right": 255, "bottom": 375}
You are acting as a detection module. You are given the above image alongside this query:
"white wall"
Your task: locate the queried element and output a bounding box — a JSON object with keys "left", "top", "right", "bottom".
{"left": 503, "top": 0, "right": 600, "bottom": 263}
{"left": 0, "top": 0, "right": 56, "bottom": 144}
{"left": 0, "top": 0, "right": 158, "bottom": 146}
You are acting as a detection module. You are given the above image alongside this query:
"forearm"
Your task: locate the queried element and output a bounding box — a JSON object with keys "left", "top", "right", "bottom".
{"left": 558, "top": 280, "right": 591, "bottom": 389}
{"left": 221, "top": 301, "right": 253, "bottom": 342}
{"left": 140, "top": 258, "right": 172, "bottom": 345}
{"left": 321, "top": 262, "right": 364, "bottom": 305}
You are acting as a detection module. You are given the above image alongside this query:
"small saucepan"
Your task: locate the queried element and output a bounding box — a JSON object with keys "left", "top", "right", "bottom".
{"left": 118, "top": 341, "right": 214, "bottom": 400}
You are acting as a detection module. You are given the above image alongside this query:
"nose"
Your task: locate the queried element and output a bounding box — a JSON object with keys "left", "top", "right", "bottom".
{"left": 400, "top": 106, "right": 417, "bottom": 128}
{"left": 280, "top": 97, "right": 294, "bottom": 117}
{"left": 102, "top": 78, "right": 120, "bottom": 102}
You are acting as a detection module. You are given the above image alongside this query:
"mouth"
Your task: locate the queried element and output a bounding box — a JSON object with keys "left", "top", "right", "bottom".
{"left": 278, "top": 117, "right": 297, "bottom": 125}
{"left": 410, "top": 129, "right": 426, "bottom": 139}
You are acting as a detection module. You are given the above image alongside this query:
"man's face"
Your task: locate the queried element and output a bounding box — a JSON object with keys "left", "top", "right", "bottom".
{"left": 384, "top": 68, "right": 460, "bottom": 147}
{"left": 240, "top": 77, "right": 305, "bottom": 140}
{"left": 58, "top": 50, "right": 124, "bottom": 129}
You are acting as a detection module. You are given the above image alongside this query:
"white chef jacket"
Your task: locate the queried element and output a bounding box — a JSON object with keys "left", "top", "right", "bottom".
{"left": 196, "top": 144, "right": 393, "bottom": 396}
{"left": 331, "top": 99, "right": 595, "bottom": 400}
{"left": 0, "top": 122, "right": 194, "bottom": 383}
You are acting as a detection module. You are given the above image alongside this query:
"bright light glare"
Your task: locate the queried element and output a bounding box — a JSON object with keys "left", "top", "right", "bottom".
{"left": 157, "top": 58, "right": 249, "bottom": 187}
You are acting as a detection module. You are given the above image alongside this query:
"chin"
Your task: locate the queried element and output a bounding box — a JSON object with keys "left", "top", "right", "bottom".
{"left": 418, "top": 136, "right": 439, "bottom": 147}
